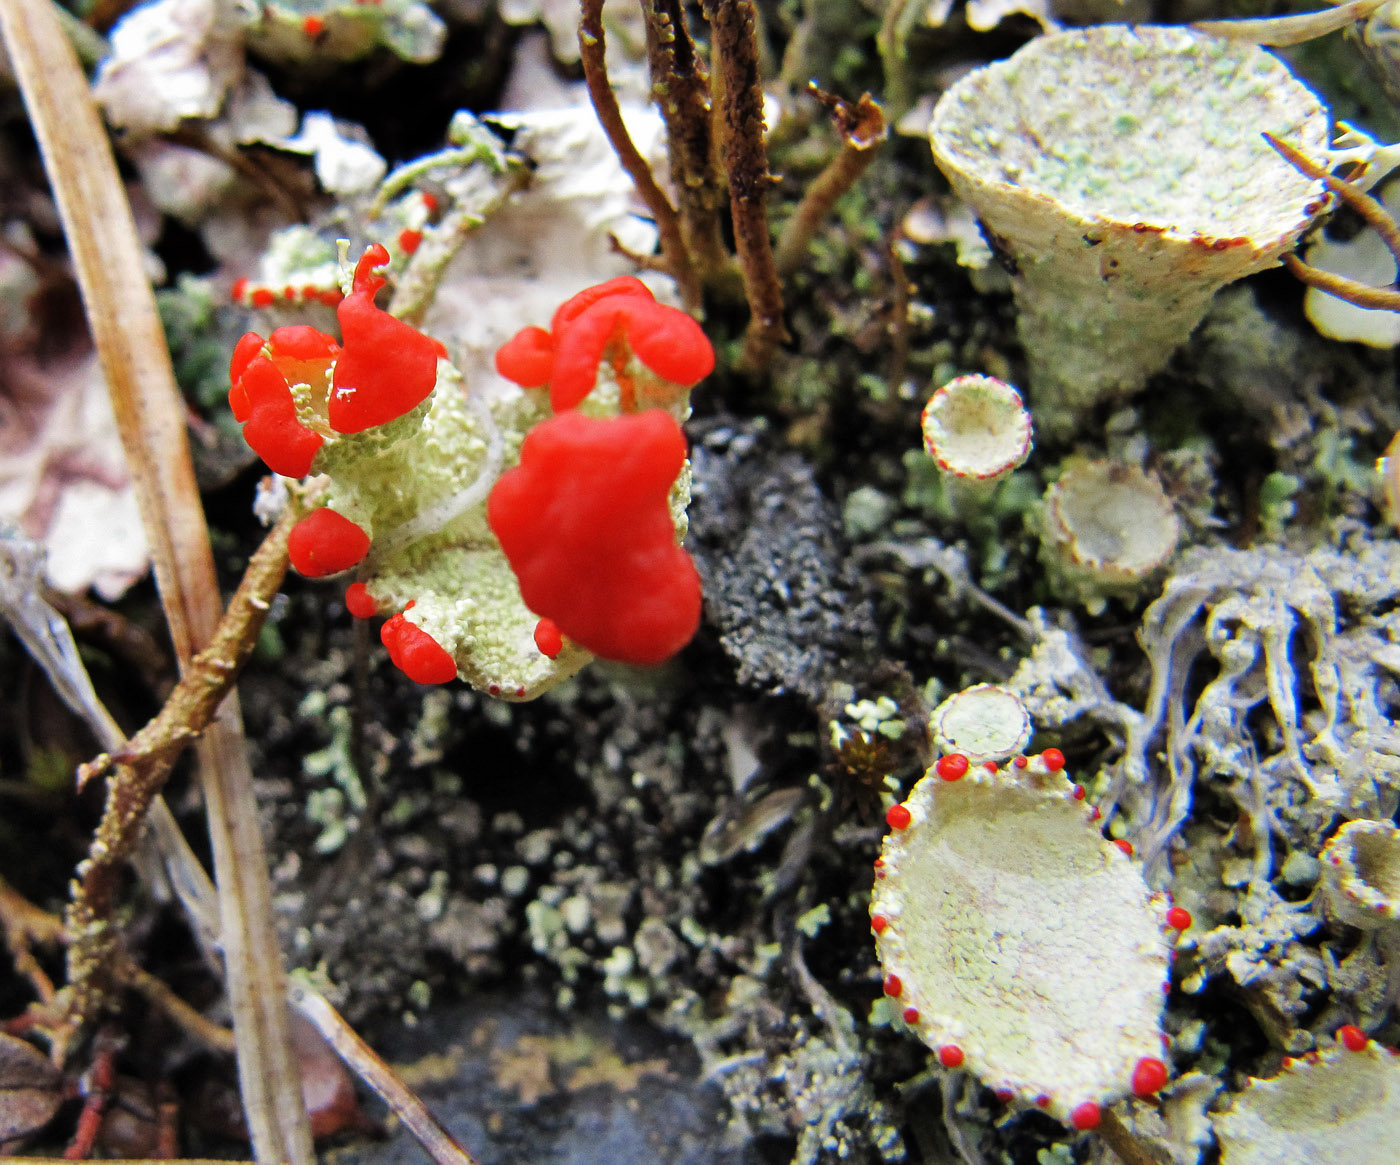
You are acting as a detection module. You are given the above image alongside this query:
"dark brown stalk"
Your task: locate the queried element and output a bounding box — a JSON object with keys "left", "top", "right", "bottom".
{"left": 580, "top": 0, "right": 702, "bottom": 311}
{"left": 704, "top": 0, "right": 787, "bottom": 373}
{"left": 642, "top": 0, "right": 730, "bottom": 281}
{"left": 774, "top": 89, "right": 887, "bottom": 277}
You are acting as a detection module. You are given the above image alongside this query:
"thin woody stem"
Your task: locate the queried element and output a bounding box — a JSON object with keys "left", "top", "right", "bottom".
{"left": 1265, "top": 132, "right": 1400, "bottom": 268}
{"left": 64, "top": 504, "right": 298, "bottom": 1028}
{"left": 704, "top": 0, "right": 787, "bottom": 373}
{"left": 641, "top": 0, "right": 730, "bottom": 281}
{"left": 774, "top": 89, "right": 887, "bottom": 277}
{"left": 1282, "top": 251, "right": 1400, "bottom": 310}
{"left": 1096, "top": 1108, "right": 1166, "bottom": 1165}
{"left": 579, "top": 0, "right": 702, "bottom": 312}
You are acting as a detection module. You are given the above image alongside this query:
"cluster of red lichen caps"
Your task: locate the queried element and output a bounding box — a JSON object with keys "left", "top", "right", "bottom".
{"left": 229, "top": 258, "right": 712, "bottom": 688}
{"left": 488, "top": 278, "right": 711, "bottom": 668}
{"left": 229, "top": 244, "right": 439, "bottom": 477}
{"left": 494, "top": 276, "right": 714, "bottom": 411}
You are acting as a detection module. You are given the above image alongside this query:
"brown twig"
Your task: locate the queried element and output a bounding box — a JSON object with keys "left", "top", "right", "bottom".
{"left": 0, "top": 3, "right": 313, "bottom": 1158}
{"left": 1097, "top": 1107, "right": 1168, "bottom": 1165}
{"left": 704, "top": 0, "right": 787, "bottom": 373}
{"left": 774, "top": 89, "right": 887, "bottom": 277}
{"left": 0, "top": 877, "right": 236, "bottom": 1057}
{"left": 579, "top": 0, "right": 702, "bottom": 312}
{"left": 0, "top": 874, "right": 64, "bottom": 1004}
{"left": 64, "top": 505, "right": 297, "bottom": 1021}
{"left": 1265, "top": 131, "right": 1400, "bottom": 311}
{"left": 291, "top": 983, "right": 481, "bottom": 1165}
{"left": 641, "top": 0, "right": 730, "bottom": 282}
{"left": 117, "top": 956, "right": 237, "bottom": 1055}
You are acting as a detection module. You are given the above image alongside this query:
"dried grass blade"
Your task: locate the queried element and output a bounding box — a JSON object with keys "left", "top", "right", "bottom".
{"left": 0, "top": 3, "right": 312, "bottom": 1161}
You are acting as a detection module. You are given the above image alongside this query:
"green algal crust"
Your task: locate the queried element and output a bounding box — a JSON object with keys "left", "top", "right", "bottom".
{"left": 930, "top": 24, "right": 1329, "bottom": 436}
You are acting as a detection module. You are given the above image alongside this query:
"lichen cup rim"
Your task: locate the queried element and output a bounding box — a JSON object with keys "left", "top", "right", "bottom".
{"left": 929, "top": 22, "right": 1329, "bottom": 249}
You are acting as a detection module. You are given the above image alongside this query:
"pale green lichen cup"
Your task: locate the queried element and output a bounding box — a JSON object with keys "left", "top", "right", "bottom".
{"left": 930, "top": 24, "right": 1330, "bottom": 437}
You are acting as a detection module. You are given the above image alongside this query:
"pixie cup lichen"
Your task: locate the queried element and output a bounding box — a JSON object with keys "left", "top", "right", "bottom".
{"left": 929, "top": 24, "right": 1329, "bottom": 434}
{"left": 228, "top": 250, "right": 713, "bottom": 696}
{"left": 1040, "top": 460, "right": 1180, "bottom": 614}
{"left": 871, "top": 748, "right": 1176, "bottom": 1129}
{"left": 930, "top": 683, "right": 1032, "bottom": 763}
{"left": 1320, "top": 819, "right": 1400, "bottom": 930}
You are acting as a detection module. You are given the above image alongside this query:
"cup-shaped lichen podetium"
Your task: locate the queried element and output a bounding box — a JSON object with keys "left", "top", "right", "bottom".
{"left": 921, "top": 375, "right": 1033, "bottom": 513}
{"left": 872, "top": 753, "right": 1175, "bottom": 1130}
{"left": 930, "top": 24, "right": 1328, "bottom": 436}
{"left": 1041, "top": 460, "right": 1180, "bottom": 615}
{"left": 1320, "top": 819, "right": 1400, "bottom": 931}
{"left": 1215, "top": 1032, "right": 1400, "bottom": 1165}
{"left": 930, "top": 683, "right": 1032, "bottom": 764}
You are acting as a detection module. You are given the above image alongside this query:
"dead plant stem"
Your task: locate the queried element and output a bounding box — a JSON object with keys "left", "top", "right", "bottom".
{"left": 703, "top": 0, "right": 787, "bottom": 373}
{"left": 0, "top": 4, "right": 313, "bottom": 1158}
{"left": 580, "top": 0, "right": 702, "bottom": 311}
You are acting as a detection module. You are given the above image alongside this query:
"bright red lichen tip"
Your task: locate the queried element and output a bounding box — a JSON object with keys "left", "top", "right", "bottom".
{"left": 1165, "top": 906, "right": 1192, "bottom": 931}
{"left": 1339, "top": 1024, "right": 1369, "bottom": 1052}
{"left": 380, "top": 612, "right": 457, "bottom": 685}
{"left": 938, "top": 1045, "right": 964, "bottom": 1069}
{"left": 1131, "top": 1057, "right": 1169, "bottom": 1097}
{"left": 344, "top": 582, "right": 378, "bottom": 620}
{"left": 935, "top": 754, "right": 969, "bottom": 781}
{"left": 329, "top": 245, "right": 439, "bottom": 434}
{"left": 229, "top": 352, "right": 324, "bottom": 478}
{"left": 1070, "top": 1102, "right": 1101, "bottom": 1131}
{"left": 487, "top": 410, "right": 701, "bottom": 666}
{"left": 533, "top": 617, "right": 564, "bottom": 659}
{"left": 885, "top": 803, "right": 911, "bottom": 830}
{"left": 288, "top": 509, "right": 371, "bottom": 578}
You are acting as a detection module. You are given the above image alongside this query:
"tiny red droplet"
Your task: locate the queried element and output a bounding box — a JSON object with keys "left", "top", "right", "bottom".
{"left": 902, "top": 1007, "right": 920, "bottom": 1024}
{"left": 230, "top": 277, "right": 248, "bottom": 302}
{"left": 1012, "top": 755, "right": 1028, "bottom": 768}
{"left": 938, "top": 1045, "right": 964, "bottom": 1069}
{"left": 873, "top": 858, "right": 885, "bottom": 869}
{"left": 871, "top": 914, "right": 889, "bottom": 935}
{"left": 936, "top": 754, "right": 969, "bottom": 781}
{"left": 303, "top": 15, "right": 325, "bottom": 36}
{"left": 1166, "top": 906, "right": 1192, "bottom": 931}
{"left": 1131, "top": 1057, "right": 1168, "bottom": 1097}
{"left": 251, "top": 287, "right": 275, "bottom": 308}
{"left": 344, "top": 582, "right": 377, "bottom": 619}
{"left": 1340, "top": 1025, "right": 1368, "bottom": 1052}
{"left": 1088, "top": 805, "right": 1102, "bottom": 821}
{"left": 534, "top": 617, "right": 564, "bottom": 658}
{"left": 283, "top": 285, "right": 298, "bottom": 300}
{"left": 1072, "top": 783, "right": 1086, "bottom": 800}
{"left": 421, "top": 192, "right": 439, "bottom": 213}
{"left": 1041, "top": 748, "right": 1065, "bottom": 771}
{"left": 983, "top": 761, "right": 998, "bottom": 773}
{"left": 399, "top": 228, "right": 424, "bottom": 254}
{"left": 883, "top": 974, "right": 902, "bottom": 998}
{"left": 886, "top": 803, "right": 912, "bottom": 830}
{"left": 993, "top": 1088, "right": 1014, "bottom": 1103}
{"left": 1034, "top": 1094, "right": 1050, "bottom": 1109}
{"left": 1070, "top": 1102, "right": 1101, "bottom": 1131}
{"left": 1114, "top": 839, "right": 1134, "bottom": 857}
{"left": 487, "top": 684, "right": 500, "bottom": 696}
